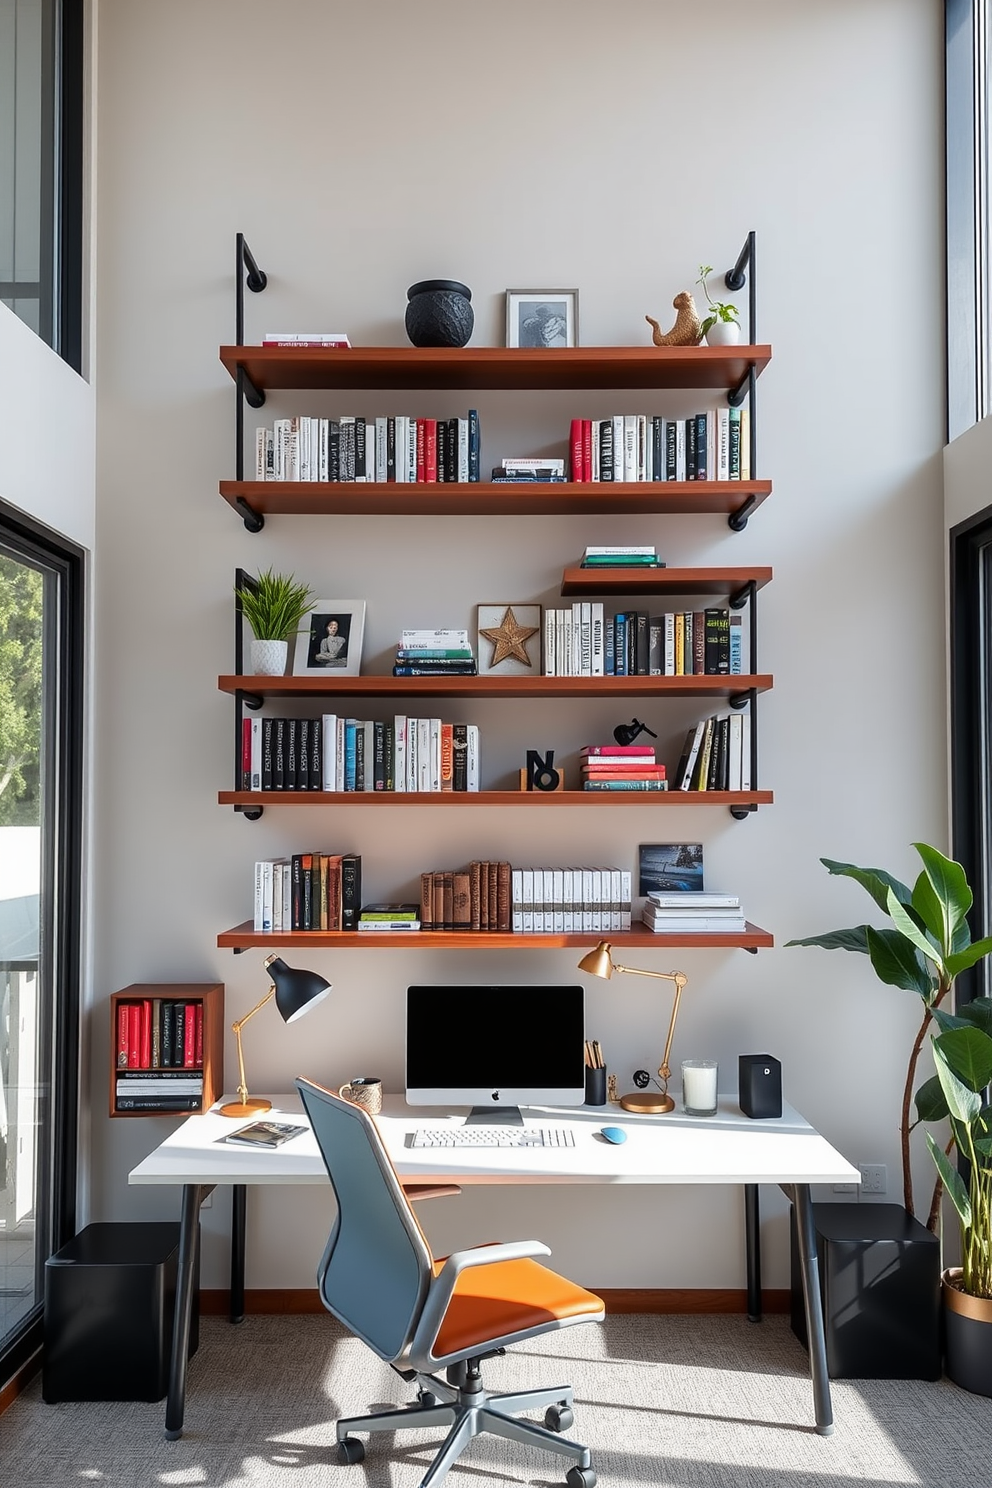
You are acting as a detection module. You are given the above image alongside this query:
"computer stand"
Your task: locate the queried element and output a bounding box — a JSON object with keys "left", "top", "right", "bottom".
{"left": 466, "top": 1106, "right": 524, "bottom": 1125}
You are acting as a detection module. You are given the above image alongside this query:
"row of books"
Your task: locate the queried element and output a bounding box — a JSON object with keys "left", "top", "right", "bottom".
{"left": 543, "top": 606, "right": 749, "bottom": 678}
{"left": 567, "top": 409, "right": 752, "bottom": 483}
{"left": 672, "top": 713, "right": 753, "bottom": 793}
{"left": 115, "top": 999, "right": 205, "bottom": 1112}
{"left": 420, "top": 862, "right": 512, "bottom": 932}
{"left": 241, "top": 714, "right": 481, "bottom": 793}
{"left": 580, "top": 743, "right": 667, "bottom": 792}
{"left": 642, "top": 890, "right": 747, "bottom": 934}
{"left": 253, "top": 411, "right": 481, "bottom": 483}
{"left": 253, "top": 852, "right": 362, "bottom": 933}
{"left": 511, "top": 867, "right": 633, "bottom": 934}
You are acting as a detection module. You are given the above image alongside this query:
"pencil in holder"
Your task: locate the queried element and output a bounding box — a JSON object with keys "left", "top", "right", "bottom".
{"left": 585, "top": 1064, "right": 607, "bottom": 1107}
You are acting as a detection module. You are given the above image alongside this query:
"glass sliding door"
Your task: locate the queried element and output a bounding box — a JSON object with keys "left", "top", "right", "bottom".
{"left": 0, "top": 504, "right": 82, "bottom": 1380}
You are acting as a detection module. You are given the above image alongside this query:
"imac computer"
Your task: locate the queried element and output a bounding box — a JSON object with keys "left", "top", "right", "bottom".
{"left": 406, "top": 984, "right": 586, "bottom": 1122}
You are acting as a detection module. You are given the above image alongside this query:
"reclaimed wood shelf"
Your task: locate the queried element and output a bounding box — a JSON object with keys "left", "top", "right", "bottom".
{"left": 219, "top": 479, "right": 772, "bottom": 520}
{"left": 219, "top": 344, "right": 772, "bottom": 394}
{"left": 219, "top": 673, "right": 772, "bottom": 700}
{"left": 219, "top": 788, "right": 774, "bottom": 809}
{"left": 560, "top": 565, "right": 772, "bottom": 597}
{"left": 217, "top": 922, "right": 774, "bottom": 953}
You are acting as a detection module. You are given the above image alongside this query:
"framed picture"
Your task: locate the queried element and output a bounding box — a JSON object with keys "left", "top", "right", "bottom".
{"left": 505, "top": 289, "right": 579, "bottom": 349}
{"left": 477, "top": 603, "right": 542, "bottom": 676}
{"left": 293, "top": 601, "right": 366, "bottom": 677}
{"left": 638, "top": 843, "right": 704, "bottom": 896}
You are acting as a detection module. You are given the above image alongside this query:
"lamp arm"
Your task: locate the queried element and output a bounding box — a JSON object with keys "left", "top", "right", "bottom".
{"left": 613, "top": 966, "right": 689, "bottom": 1086}
{"left": 231, "top": 987, "right": 275, "bottom": 1106}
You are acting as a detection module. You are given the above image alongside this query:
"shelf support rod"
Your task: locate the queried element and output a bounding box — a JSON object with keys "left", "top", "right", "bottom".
{"left": 235, "top": 497, "right": 264, "bottom": 534}
{"left": 729, "top": 578, "right": 756, "bottom": 613}
{"left": 235, "top": 231, "right": 267, "bottom": 346}
{"left": 724, "top": 229, "right": 756, "bottom": 345}
{"left": 728, "top": 494, "right": 756, "bottom": 533}
{"left": 236, "top": 804, "right": 263, "bottom": 822}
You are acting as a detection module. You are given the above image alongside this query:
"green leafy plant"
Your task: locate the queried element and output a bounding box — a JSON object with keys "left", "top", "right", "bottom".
{"left": 786, "top": 843, "right": 992, "bottom": 1229}
{"left": 696, "top": 264, "right": 740, "bottom": 338}
{"left": 921, "top": 1012, "right": 992, "bottom": 1297}
{"left": 236, "top": 569, "right": 315, "bottom": 642}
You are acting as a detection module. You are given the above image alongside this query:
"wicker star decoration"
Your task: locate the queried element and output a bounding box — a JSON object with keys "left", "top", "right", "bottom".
{"left": 480, "top": 605, "right": 540, "bottom": 668}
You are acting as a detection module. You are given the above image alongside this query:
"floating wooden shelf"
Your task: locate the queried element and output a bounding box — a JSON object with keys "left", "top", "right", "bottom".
{"left": 560, "top": 565, "right": 772, "bottom": 597}
{"left": 219, "top": 344, "right": 772, "bottom": 394}
{"left": 217, "top": 922, "right": 774, "bottom": 952}
{"left": 219, "top": 479, "right": 772, "bottom": 520}
{"left": 219, "top": 789, "right": 774, "bottom": 809}
{"left": 219, "top": 673, "right": 772, "bottom": 700}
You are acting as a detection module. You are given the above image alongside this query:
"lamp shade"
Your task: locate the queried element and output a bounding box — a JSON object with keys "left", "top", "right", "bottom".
{"left": 264, "top": 954, "right": 333, "bottom": 1024}
{"left": 577, "top": 941, "right": 615, "bottom": 980}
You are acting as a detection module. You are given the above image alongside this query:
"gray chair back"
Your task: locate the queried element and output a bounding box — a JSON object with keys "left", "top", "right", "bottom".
{"left": 296, "top": 1078, "right": 433, "bottom": 1362}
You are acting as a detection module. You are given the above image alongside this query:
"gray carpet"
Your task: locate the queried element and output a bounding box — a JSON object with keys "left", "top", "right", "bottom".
{"left": 3, "top": 1313, "right": 989, "bottom": 1487}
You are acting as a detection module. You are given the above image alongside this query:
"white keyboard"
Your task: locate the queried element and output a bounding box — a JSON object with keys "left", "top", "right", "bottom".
{"left": 410, "top": 1126, "right": 575, "bottom": 1149}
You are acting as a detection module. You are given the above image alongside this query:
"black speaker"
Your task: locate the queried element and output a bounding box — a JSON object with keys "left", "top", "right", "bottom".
{"left": 738, "top": 1054, "right": 782, "bottom": 1119}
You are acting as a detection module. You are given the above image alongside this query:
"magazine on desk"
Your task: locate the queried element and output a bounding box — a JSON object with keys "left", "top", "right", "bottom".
{"left": 221, "top": 1120, "right": 308, "bottom": 1148}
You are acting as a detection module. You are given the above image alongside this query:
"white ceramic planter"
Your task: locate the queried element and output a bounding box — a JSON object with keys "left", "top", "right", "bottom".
{"left": 705, "top": 319, "right": 741, "bottom": 347}
{"left": 250, "top": 637, "right": 288, "bottom": 675}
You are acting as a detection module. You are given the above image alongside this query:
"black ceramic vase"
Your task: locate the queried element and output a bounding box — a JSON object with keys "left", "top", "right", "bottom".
{"left": 405, "top": 280, "right": 474, "bottom": 348}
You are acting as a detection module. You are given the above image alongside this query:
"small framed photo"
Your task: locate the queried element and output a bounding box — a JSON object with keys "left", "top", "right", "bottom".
{"left": 477, "top": 603, "right": 543, "bottom": 676}
{"left": 506, "top": 289, "right": 579, "bottom": 349}
{"left": 294, "top": 601, "right": 366, "bottom": 677}
{"left": 638, "top": 843, "right": 704, "bottom": 896}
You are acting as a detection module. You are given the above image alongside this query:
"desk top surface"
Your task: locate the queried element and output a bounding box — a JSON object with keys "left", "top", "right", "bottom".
{"left": 128, "top": 1093, "right": 860, "bottom": 1188}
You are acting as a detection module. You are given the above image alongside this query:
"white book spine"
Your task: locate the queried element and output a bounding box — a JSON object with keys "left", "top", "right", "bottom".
{"left": 429, "top": 717, "right": 441, "bottom": 792}
{"left": 580, "top": 602, "right": 592, "bottom": 676}
{"left": 552, "top": 868, "right": 565, "bottom": 934}
{"left": 591, "top": 421, "right": 601, "bottom": 481}
{"left": 717, "top": 407, "right": 730, "bottom": 481}
{"left": 466, "top": 724, "right": 480, "bottom": 791}
{"left": 740, "top": 406, "right": 751, "bottom": 480}
{"left": 623, "top": 415, "right": 638, "bottom": 481}
{"left": 458, "top": 418, "right": 469, "bottom": 482}
{"left": 321, "top": 713, "right": 337, "bottom": 791}
{"left": 375, "top": 417, "right": 388, "bottom": 482}
{"left": 664, "top": 612, "right": 676, "bottom": 675}
{"left": 511, "top": 869, "right": 523, "bottom": 933}
{"left": 253, "top": 860, "right": 266, "bottom": 932}
{"left": 591, "top": 602, "right": 604, "bottom": 676}
{"left": 620, "top": 870, "right": 632, "bottom": 930}
{"left": 612, "top": 415, "right": 624, "bottom": 481}
{"left": 393, "top": 715, "right": 407, "bottom": 793}
{"left": 706, "top": 410, "right": 716, "bottom": 482}
{"left": 255, "top": 428, "right": 268, "bottom": 480}
{"left": 740, "top": 711, "right": 752, "bottom": 791}
{"left": 611, "top": 868, "right": 623, "bottom": 932}
{"left": 675, "top": 419, "right": 686, "bottom": 481}
{"left": 286, "top": 416, "right": 300, "bottom": 481}
{"left": 335, "top": 715, "right": 346, "bottom": 792}
{"left": 562, "top": 868, "right": 574, "bottom": 932}
{"left": 416, "top": 717, "right": 431, "bottom": 792}
{"left": 544, "top": 608, "right": 556, "bottom": 676}
{"left": 522, "top": 869, "right": 534, "bottom": 934}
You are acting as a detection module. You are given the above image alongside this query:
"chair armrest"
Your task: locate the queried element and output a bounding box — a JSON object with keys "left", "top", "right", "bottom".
{"left": 411, "top": 1240, "right": 552, "bottom": 1361}
{"left": 402, "top": 1183, "right": 463, "bottom": 1202}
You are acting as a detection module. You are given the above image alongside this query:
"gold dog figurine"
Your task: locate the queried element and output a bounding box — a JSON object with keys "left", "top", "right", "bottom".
{"left": 645, "top": 291, "right": 702, "bottom": 347}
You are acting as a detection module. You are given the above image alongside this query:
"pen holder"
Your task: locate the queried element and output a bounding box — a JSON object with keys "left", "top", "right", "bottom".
{"left": 585, "top": 1065, "right": 607, "bottom": 1107}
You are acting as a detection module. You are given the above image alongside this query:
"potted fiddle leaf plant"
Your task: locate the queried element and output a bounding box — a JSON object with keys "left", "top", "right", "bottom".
{"left": 695, "top": 264, "right": 741, "bottom": 347}
{"left": 920, "top": 1011, "right": 992, "bottom": 1395}
{"left": 237, "top": 568, "right": 315, "bottom": 676}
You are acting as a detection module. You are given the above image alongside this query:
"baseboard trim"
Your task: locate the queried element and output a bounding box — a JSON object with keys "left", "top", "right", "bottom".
{"left": 201, "top": 1288, "right": 791, "bottom": 1317}
{"left": 0, "top": 1347, "right": 42, "bottom": 1416}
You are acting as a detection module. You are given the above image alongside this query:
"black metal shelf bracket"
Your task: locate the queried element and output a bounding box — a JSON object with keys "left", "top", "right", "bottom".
{"left": 235, "top": 497, "right": 264, "bottom": 534}
{"left": 744, "top": 945, "right": 758, "bottom": 955}
{"left": 234, "top": 235, "right": 268, "bottom": 503}
{"left": 238, "top": 363, "right": 265, "bottom": 411}
{"left": 730, "top": 803, "right": 758, "bottom": 822}
{"left": 729, "top": 579, "right": 756, "bottom": 613}
{"left": 236, "top": 804, "right": 263, "bottom": 822}
{"left": 728, "top": 362, "right": 755, "bottom": 410}
{"left": 724, "top": 230, "right": 756, "bottom": 344}
{"left": 728, "top": 494, "right": 756, "bottom": 533}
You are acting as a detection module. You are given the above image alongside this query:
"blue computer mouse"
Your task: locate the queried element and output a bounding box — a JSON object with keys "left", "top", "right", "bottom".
{"left": 600, "top": 1126, "right": 627, "bottom": 1145}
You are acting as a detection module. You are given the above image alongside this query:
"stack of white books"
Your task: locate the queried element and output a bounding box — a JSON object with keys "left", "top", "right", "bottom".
{"left": 642, "top": 891, "right": 746, "bottom": 934}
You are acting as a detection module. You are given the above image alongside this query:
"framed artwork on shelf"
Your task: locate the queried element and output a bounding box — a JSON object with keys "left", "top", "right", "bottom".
{"left": 638, "top": 843, "right": 704, "bottom": 896}
{"left": 505, "top": 289, "right": 579, "bottom": 349}
{"left": 294, "top": 600, "right": 366, "bottom": 677}
{"left": 477, "top": 603, "right": 542, "bottom": 676}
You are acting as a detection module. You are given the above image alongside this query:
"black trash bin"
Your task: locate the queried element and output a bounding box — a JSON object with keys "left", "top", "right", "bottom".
{"left": 43, "top": 1221, "right": 199, "bottom": 1402}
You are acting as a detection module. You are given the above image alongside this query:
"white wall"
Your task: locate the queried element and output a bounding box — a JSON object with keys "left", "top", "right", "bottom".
{"left": 91, "top": 0, "right": 947, "bottom": 1290}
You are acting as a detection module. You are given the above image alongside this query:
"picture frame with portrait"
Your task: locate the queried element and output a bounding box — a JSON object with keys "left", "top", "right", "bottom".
{"left": 505, "top": 289, "right": 579, "bottom": 349}
{"left": 293, "top": 600, "right": 366, "bottom": 677}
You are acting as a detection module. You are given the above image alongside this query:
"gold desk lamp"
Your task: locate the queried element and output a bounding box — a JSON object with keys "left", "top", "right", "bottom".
{"left": 577, "top": 940, "right": 688, "bottom": 1114}
{"left": 221, "top": 954, "right": 333, "bottom": 1118}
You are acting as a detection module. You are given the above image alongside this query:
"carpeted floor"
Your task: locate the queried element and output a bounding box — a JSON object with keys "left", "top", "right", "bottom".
{"left": 3, "top": 1313, "right": 988, "bottom": 1487}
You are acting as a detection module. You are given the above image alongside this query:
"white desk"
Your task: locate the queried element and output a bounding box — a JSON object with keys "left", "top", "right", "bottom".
{"left": 130, "top": 1093, "right": 860, "bottom": 1440}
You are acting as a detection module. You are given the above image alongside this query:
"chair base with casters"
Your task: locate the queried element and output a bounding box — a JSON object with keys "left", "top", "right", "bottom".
{"left": 337, "top": 1353, "right": 595, "bottom": 1488}
{"left": 296, "top": 1077, "right": 603, "bottom": 1488}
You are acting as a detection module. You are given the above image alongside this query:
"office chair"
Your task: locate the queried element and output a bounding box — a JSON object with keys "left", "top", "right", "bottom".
{"left": 296, "top": 1078, "right": 603, "bottom": 1488}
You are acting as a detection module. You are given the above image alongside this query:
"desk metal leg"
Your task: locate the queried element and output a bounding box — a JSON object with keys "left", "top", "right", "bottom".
{"left": 744, "top": 1184, "right": 761, "bottom": 1321}
{"left": 786, "top": 1181, "right": 834, "bottom": 1436}
{"left": 230, "top": 1184, "right": 247, "bottom": 1324}
{"left": 165, "top": 1182, "right": 208, "bottom": 1440}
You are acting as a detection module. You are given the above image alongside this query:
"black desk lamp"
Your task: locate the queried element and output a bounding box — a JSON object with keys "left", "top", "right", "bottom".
{"left": 577, "top": 940, "right": 688, "bottom": 1114}
{"left": 221, "top": 954, "right": 333, "bottom": 1118}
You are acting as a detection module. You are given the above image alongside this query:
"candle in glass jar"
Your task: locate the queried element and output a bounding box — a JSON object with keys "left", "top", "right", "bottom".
{"left": 681, "top": 1060, "right": 718, "bottom": 1116}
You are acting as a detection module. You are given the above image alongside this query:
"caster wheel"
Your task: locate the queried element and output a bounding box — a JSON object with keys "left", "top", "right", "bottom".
{"left": 565, "top": 1468, "right": 596, "bottom": 1488}
{"left": 418, "top": 1390, "right": 439, "bottom": 1408}
{"left": 545, "top": 1404, "right": 574, "bottom": 1432}
{"left": 337, "top": 1437, "right": 365, "bottom": 1465}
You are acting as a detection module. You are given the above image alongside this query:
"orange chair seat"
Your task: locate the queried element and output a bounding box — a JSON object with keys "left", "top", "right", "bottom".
{"left": 432, "top": 1256, "right": 603, "bottom": 1360}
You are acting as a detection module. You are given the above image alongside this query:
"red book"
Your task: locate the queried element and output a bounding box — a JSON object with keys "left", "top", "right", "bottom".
{"left": 195, "top": 1003, "right": 204, "bottom": 1067}
{"left": 583, "top": 765, "right": 667, "bottom": 778}
{"left": 116, "top": 1004, "right": 130, "bottom": 1068}
{"left": 570, "top": 419, "right": 584, "bottom": 482}
{"left": 581, "top": 744, "right": 658, "bottom": 756}
{"left": 582, "top": 419, "right": 593, "bottom": 482}
{"left": 183, "top": 1004, "right": 197, "bottom": 1068}
{"left": 127, "top": 1003, "right": 142, "bottom": 1069}
{"left": 139, "top": 999, "right": 152, "bottom": 1069}
{"left": 424, "top": 419, "right": 438, "bottom": 483}
{"left": 416, "top": 418, "right": 426, "bottom": 482}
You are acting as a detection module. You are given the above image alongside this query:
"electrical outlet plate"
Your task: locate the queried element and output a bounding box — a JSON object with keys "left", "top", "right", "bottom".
{"left": 858, "top": 1163, "right": 886, "bottom": 1194}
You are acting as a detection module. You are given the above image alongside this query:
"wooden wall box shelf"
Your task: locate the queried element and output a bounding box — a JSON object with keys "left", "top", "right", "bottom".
{"left": 217, "top": 923, "right": 774, "bottom": 953}
{"left": 219, "top": 673, "right": 773, "bottom": 700}
{"left": 219, "top": 789, "right": 774, "bottom": 809}
{"left": 109, "top": 983, "right": 224, "bottom": 1118}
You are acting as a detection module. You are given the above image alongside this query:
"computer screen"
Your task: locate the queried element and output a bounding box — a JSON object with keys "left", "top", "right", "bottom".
{"left": 405, "top": 984, "right": 586, "bottom": 1112}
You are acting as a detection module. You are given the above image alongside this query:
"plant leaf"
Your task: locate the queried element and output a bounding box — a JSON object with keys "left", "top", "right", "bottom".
{"left": 865, "top": 925, "right": 934, "bottom": 995}
{"left": 926, "top": 1129, "right": 972, "bottom": 1228}
{"left": 957, "top": 997, "right": 992, "bottom": 1037}
{"left": 785, "top": 926, "right": 869, "bottom": 953}
{"left": 932, "top": 1038, "right": 982, "bottom": 1122}
{"left": 911, "top": 870, "right": 947, "bottom": 946}
{"left": 820, "top": 859, "right": 913, "bottom": 915}
{"left": 915, "top": 1075, "right": 949, "bottom": 1122}
{"left": 886, "top": 888, "right": 944, "bottom": 972}
{"left": 934, "top": 1025, "right": 992, "bottom": 1092}
{"left": 932, "top": 1008, "right": 973, "bottom": 1033}
{"left": 946, "top": 937, "right": 992, "bottom": 977}
{"left": 914, "top": 843, "right": 973, "bottom": 936}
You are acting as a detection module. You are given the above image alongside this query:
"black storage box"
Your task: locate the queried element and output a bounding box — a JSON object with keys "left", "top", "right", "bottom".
{"left": 43, "top": 1221, "right": 199, "bottom": 1402}
{"left": 790, "top": 1201, "right": 940, "bottom": 1380}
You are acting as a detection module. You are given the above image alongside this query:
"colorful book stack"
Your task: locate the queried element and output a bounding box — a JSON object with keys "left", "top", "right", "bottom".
{"left": 579, "top": 544, "right": 663, "bottom": 568}
{"left": 511, "top": 867, "right": 632, "bottom": 932}
{"left": 393, "top": 628, "right": 477, "bottom": 677}
{"left": 581, "top": 743, "right": 667, "bottom": 792}
{"left": 115, "top": 996, "right": 204, "bottom": 1113}
{"left": 357, "top": 902, "right": 421, "bottom": 931}
{"left": 253, "top": 851, "right": 362, "bottom": 932}
{"left": 567, "top": 410, "right": 751, "bottom": 482}
{"left": 420, "top": 861, "right": 511, "bottom": 932}
{"left": 642, "top": 891, "right": 746, "bottom": 935}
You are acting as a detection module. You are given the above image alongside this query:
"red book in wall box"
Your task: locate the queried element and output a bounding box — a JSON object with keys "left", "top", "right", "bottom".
{"left": 183, "top": 1004, "right": 197, "bottom": 1069}
{"left": 195, "top": 1003, "right": 204, "bottom": 1066}
{"left": 127, "top": 1003, "right": 142, "bottom": 1069}
{"left": 139, "top": 999, "right": 152, "bottom": 1069}
{"left": 116, "top": 1004, "right": 130, "bottom": 1068}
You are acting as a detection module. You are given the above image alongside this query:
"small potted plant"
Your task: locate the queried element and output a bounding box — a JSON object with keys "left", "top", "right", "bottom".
{"left": 237, "top": 568, "right": 315, "bottom": 676}
{"left": 696, "top": 264, "right": 741, "bottom": 346}
{"left": 921, "top": 1011, "right": 992, "bottom": 1395}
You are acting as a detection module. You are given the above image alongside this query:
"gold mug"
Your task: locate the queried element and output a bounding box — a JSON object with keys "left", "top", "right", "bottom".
{"left": 338, "top": 1076, "right": 383, "bottom": 1115}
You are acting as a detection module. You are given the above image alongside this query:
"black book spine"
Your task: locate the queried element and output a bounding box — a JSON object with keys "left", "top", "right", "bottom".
{"left": 695, "top": 413, "right": 708, "bottom": 480}
{"left": 303, "top": 857, "right": 313, "bottom": 931}
{"left": 384, "top": 722, "right": 394, "bottom": 790}
{"left": 686, "top": 416, "right": 697, "bottom": 480}
{"left": 310, "top": 718, "right": 321, "bottom": 790}
{"left": 355, "top": 416, "right": 366, "bottom": 479}
{"left": 652, "top": 416, "right": 663, "bottom": 481}
{"left": 286, "top": 718, "right": 298, "bottom": 791}
{"left": 173, "top": 1003, "right": 185, "bottom": 1067}
{"left": 298, "top": 719, "right": 310, "bottom": 791}
{"left": 386, "top": 417, "right": 396, "bottom": 481}
{"left": 116, "top": 1095, "right": 203, "bottom": 1112}
{"left": 719, "top": 715, "right": 731, "bottom": 791}
{"left": 341, "top": 853, "right": 362, "bottom": 930}
{"left": 729, "top": 410, "right": 741, "bottom": 480}
{"left": 446, "top": 417, "right": 458, "bottom": 482}
{"left": 599, "top": 420, "right": 614, "bottom": 481}
{"left": 261, "top": 717, "right": 274, "bottom": 791}
{"left": 373, "top": 720, "right": 386, "bottom": 790}
{"left": 468, "top": 408, "right": 480, "bottom": 481}
{"left": 635, "top": 611, "right": 649, "bottom": 676}
{"left": 328, "top": 420, "right": 340, "bottom": 482}
{"left": 355, "top": 724, "right": 365, "bottom": 791}
{"left": 665, "top": 420, "right": 677, "bottom": 480}
{"left": 161, "top": 1001, "right": 175, "bottom": 1067}
{"left": 452, "top": 722, "right": 468, "bottom": 792}
{"left": 716, "top": 607, "right": 730, "bottom": 673}
{"left": 435, "top": 419, "right": 446, "bottom": 482}
{"left": 273, "top": 718, "right": 285, "bottom": 789}
{"left": 291, "top": 854, "right": 303, "bottom": 929}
